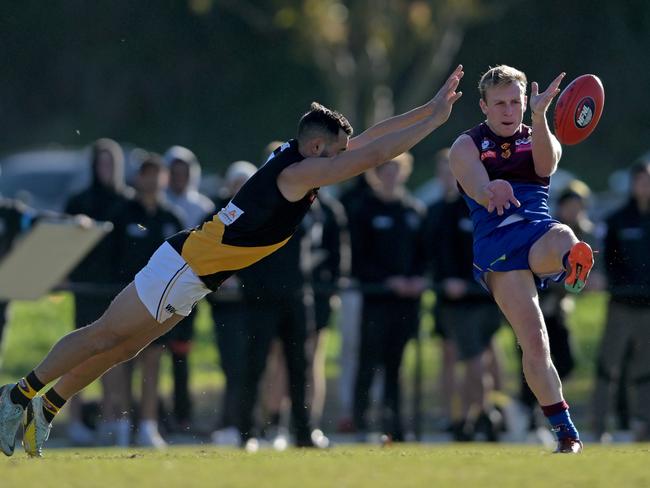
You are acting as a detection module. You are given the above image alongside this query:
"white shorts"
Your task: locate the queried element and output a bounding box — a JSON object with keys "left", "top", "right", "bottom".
{"left": 134, "top": 242, "right": 211, "bottom": 323}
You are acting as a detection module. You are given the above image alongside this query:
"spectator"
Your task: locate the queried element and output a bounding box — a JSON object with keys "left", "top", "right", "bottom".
{"left": 592, "top": 161, "right": 650, "bottom": 442}
{"left": 102, "top": 153, "right": 183, "bottom": 448}
{"left": 160, "top": 145, "right": 215, "bottom": 430}
{"left": 63, "top": 138, "right": 132, "bottom": 445}
{"left": 421, "top": 148, "right": 462, "bottom": 433}
{"left": 423, "top": 148, "right": 503, "bottom": 441}
{"left": 335, "top": 176, "right": 370, "bottom": 433}
{"left": 351, "top": 153, "right": 427, "bottom": 442}
{"left": 206, "top": 160, "right": 257, "bottom": 445}
{"left": 236, "top": 203, "right": 327, "bottom": 449}
{"left": 308, "top": 191, "right": 350, "bottom": 429}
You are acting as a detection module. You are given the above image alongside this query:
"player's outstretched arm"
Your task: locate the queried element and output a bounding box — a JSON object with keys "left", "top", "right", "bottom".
{"left": 449, "top": 135, "right": 520, "bottom": 215}
{"left": 348, "top": 65, "right": 464, "bottom": 150}
{"left": 278, "top": 67, "right": 463, "bottom": 198}
{"left": 530, "top": 72, "right": 564, "bottom": 177}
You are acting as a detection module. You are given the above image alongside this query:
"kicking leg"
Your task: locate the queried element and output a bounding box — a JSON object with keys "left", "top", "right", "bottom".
{"left": 529, "top": 223, "right": 593, "bottom": 293}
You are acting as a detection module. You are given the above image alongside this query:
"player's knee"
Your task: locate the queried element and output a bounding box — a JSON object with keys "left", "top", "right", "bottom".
{"left": 87, "top": 324, "right": 126, "bottom": 355}
{"left": 520, "top": 329, "right": 551, "bottom": 363}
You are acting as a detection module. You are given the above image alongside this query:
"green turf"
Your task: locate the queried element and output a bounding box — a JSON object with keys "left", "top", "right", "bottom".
{"left": 2, "top": 445, "right": 649, "bottom": 488}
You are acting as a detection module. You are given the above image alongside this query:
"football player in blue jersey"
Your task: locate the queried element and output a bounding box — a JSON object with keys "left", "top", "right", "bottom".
{"left": 449, "top": 65, "right": 594, "bottom": 453}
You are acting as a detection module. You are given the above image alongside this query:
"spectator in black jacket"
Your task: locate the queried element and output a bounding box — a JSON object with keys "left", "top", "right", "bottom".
{"left": 236, "top": 205, "right": 327, "bottom": 449}
{"left": 423, "top": 156, "right": 503, "bottom": 442}
{"left": 63, "top": 138, "right": 132, "bottom": 445}
{"left": 592, "top": 161, "right": 650, "bottom": 442}
{"left": 100, "top": 153, "right": 184, "bottom": 448}
{"left": 207, "top": 160, "right": 257, "bottom": 446}
{"left": 351, "top": 152, "right": 427, "bottom": 442}
{"left": 421, "top": 148, "right": 462, "bottom": 433}
{"left": 307, "top": 192, "right": 349, "bottom": 429}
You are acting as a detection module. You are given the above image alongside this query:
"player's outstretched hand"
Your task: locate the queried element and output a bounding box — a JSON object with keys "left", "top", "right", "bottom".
{"left": 530, "top": 72, "right": 565, "bottom": 116}
{"left": 428, "top": 64, "right": 464, "bottom": 127}
{"left": 484, "top": 179, "right": 521, "bottom": 216}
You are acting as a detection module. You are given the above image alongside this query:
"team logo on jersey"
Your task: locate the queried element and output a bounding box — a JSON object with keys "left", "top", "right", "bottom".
{"left": 481, "top": 138, "right": 495, "bottom": 150}
{"left": 480, "top": 150, "right": 497, "bottom": 161}
{"left": 218, "top": 201, "right": 245, "bottom": 226}
{"left": 500, "top": 143, "right": 511, "bottom": 159}
{"left": 515, "top": 136, "right": 532, "bottom": 151}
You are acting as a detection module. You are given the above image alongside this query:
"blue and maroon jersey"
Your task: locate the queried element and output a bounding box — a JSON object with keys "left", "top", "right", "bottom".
{"left": 459, "top": 123, "right": 554, "bottom": 240}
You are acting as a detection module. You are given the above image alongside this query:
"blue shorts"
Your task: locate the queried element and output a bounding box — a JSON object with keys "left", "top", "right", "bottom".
{"left": 472, "top": 218, "right": 565, "bottom": 291}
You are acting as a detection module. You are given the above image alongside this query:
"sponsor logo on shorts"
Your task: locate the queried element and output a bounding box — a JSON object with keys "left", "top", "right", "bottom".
{"left": 165, "top": 304, "right": 177, "bottom": 314}
{"left": 574, "top": 97, "right": 595, "bottom": 128}
{"left": 489, "top": 254, "right": 507, "bottom": 267}
{"left": 218, "top": 201, "right": 245, "bottom": 226}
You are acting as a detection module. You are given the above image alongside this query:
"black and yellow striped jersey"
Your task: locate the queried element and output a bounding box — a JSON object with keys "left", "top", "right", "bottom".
{"left": 167, "top": 139, "right": 318, "bottom": 290}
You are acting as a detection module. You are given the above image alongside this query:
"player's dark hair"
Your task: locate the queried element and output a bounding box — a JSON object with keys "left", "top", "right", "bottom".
{"left": 297, "top": 102, "right": 353, "bottom": 142}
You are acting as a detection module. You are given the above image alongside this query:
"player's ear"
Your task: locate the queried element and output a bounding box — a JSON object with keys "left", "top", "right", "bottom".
{"left": 479, "top": 98, "right": 488, "bottom": 116}
{"left": 308, "top": 137, "right": 326, "bottom": 157}
{"left": 523, "top": 95, "right": 528, "bottom": 112}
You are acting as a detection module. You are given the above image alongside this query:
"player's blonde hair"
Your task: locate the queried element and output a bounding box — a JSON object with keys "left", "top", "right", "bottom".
{"left": 478, "top": 65, "right": 527, "bottom": 101}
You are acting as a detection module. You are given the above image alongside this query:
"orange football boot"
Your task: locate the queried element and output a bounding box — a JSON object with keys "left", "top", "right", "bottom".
{"left": 564, "top": 241, "right": 594, "bottom": 293}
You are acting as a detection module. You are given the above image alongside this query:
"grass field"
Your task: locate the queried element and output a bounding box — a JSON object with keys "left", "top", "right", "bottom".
{"left": 3, "top": 444, "right": 650, "bottom": 488}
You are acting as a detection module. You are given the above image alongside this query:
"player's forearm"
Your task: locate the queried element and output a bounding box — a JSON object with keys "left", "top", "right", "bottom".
{"left": 330, "top": 115, "right": 441, "bottom": 182}
{"left": 531, "top": 112, "right": 561, "bottom": 177}
{"left": 458, "top": 174, "right": 491, "bottom": 208}
{"left": 350, "top": 103, "right": 432, "bottom": 149}
{"left": 449, "top": 159, "right": 491, "bottom": 208}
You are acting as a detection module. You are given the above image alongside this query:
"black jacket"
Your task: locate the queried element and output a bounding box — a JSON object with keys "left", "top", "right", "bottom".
{"left": 65, "top": 186, "right": 131, "bottom": 284}
{"left": 423, "top": 195, "right": 491, "bottom": 303}
{"left": 350, "top": 191, "right": 426, "bottom": 295}
{"left": 604, "top": 199, "right": 650, "bottom": 306}
{"left": 112, "top": 198, "right": 183, "bottom": 284}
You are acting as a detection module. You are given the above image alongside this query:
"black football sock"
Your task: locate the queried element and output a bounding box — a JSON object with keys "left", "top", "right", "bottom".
{"left": 10, "top": 371, "right": 45, "bottom": 408}
{"left": 42, "top": 388, "right": 67, "bottom": 423}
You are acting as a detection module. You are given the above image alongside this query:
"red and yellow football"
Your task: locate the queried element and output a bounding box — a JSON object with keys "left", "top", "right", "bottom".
{"left": 553, "top": 74, "right": 604, "bottom": 145}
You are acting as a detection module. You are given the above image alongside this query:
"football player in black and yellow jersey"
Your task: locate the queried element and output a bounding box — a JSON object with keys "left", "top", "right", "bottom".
{"left": 0, "top": 65, "right": 463, "bottom": 457}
